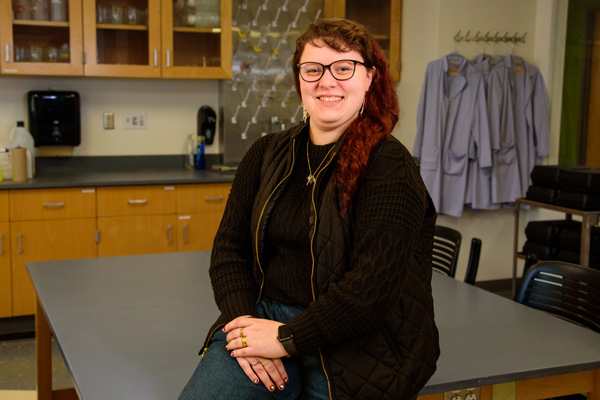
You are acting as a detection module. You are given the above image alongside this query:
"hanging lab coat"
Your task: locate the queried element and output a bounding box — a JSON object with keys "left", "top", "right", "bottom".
{"left": 487, "top": 55, "right": 522, "bottom": 204}
{"left": 414, "top": 54, "right": 491, "bottom": 217}
{"left": 510, "top": 56, "right": 551, "bottom": 197}
{"left": 466, "top": 54, "right": 501, "bottom": 211}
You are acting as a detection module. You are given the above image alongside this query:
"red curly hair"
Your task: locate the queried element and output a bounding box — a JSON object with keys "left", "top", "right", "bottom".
{"left": 292, "top": 18, "right": 399, "bottom": 214}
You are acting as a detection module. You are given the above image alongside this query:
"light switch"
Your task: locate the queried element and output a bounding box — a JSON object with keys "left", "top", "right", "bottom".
{"left": 103, "top": 113, "right": 114, "bottom": 129}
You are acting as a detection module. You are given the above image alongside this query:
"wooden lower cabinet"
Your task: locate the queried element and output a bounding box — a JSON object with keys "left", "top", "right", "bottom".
{"left": 97, "top": 215, "right": 178, "bottom": 257}
{"left": 4, "top": 182, "right": 231, "bottom": 317}
{"left": 0, "top": 222, "right": 12, "bottom": 318}
{"left": 177, "top": 212, "right": 224, "bottom": 252}
{"left": 176, "top": 183, "right": 230, "bottom": 252}
{"left": 10, "top": 218, "right": 97, "bottom": 316}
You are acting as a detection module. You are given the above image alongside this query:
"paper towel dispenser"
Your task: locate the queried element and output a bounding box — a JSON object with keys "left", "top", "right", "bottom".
{"left": 28, "top": 91, "right": 81, "bottom": 146}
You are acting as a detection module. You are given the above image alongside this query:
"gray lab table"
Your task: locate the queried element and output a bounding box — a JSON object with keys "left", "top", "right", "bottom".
{"left": 28, "top": 252, "right": 600, "bottom": 400}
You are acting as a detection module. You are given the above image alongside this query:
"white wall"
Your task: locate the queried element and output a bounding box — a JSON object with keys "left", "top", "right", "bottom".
{"left": 395, "top": 0, "right": 569, "bottom": 282}
{"left": 0, "top": 0, "right": 570, "bottom": 282}
{"left": 0, "top": 76, "right": 221, "bottom": 155}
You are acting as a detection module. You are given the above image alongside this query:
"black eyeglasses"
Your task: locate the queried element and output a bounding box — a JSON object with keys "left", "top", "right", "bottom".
{"left": 297, "top": 60, "right": 366, "bottom": 82}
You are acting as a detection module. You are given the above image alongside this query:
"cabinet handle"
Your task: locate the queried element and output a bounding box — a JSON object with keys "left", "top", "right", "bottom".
{"left": 44, "top": 202, "right": 65, "bottom": 207}
{"left": 206, "top": 196, "right": 224, "bottom": 201}
{"left": 128, "top": 199, "right": 148, "bottom": 204}
{"left": 183, "top": 225, "right": 188, "bottom": 244}
{"left": 154, "top": 49, "right": 158, "bottom": 67}
{"left": 5, "top": 44, "right": 9, "bottom": 63}
{"left": 0, "top": 234, "right": 3, "bottom": 255}
{"left": 95, "top": 230, "right": 100, "bottom": 243}
{"left": 168, "top": 225, "right": 172, "bottom": 245}
{"left": 166, "top": 50, "right": 171, "bottom": 68}
{"left": 18, "top": 233, "right": 22, "bottom": 254}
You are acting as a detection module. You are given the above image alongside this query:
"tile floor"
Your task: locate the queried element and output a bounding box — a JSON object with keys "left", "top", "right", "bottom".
{"left": 0, "top": 337, "right": 72, "bottom": 399}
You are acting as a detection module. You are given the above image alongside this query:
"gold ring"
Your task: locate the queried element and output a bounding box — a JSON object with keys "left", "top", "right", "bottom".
{"left": 242, "top": 336, "right": 247, "bottom": 347}
{"left": 261, "top": 359, "right": 271, "bottom": 366}
{"left": 240, "top": 327, "right": 244, "bottom": 336}
{"left": 252, "top": 361, "right": 259, "bottom": 366}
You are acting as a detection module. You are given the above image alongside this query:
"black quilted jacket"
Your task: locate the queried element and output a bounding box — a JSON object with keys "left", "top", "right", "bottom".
{"left": 204, "top": 122, "right": 440, "bottom": 399}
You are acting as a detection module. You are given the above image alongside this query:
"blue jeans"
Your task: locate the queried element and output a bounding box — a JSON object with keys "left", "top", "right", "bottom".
{"left": 178, "top": 299, "right": 329, "bottom": 400}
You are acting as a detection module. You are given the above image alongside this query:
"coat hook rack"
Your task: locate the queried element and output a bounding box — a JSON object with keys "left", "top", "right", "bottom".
{"left": 453, "top": 30, "right": 527, "bottom": 44}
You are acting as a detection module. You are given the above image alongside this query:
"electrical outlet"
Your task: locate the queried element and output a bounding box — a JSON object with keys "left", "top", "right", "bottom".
{"left": 444, "top": 388, "right": 481, "bottom": 400}
{"left": 103, "top": 112, "right": 114, "bottom": 129}
{"left": 123, "top": 112, "right": 147, "bottom": 130}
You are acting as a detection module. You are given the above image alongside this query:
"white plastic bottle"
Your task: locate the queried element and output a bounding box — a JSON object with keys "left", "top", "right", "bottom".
{"left": 9, "top": 121, "right": 36, "bottom": 178}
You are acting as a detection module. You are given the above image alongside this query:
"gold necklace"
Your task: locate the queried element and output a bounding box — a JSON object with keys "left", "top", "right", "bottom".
{"left": 306, "top": 138, "right": 336, "bottom": 185}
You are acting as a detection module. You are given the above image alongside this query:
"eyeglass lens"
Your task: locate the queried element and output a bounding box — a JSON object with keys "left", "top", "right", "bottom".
{"left": 299, "top": 60, "right": 359, "bottom": 81}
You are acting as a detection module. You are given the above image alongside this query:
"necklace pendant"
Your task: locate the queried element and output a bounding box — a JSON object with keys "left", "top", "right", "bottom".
{"left": 306, "top": 175, "right": 315, "bottom": 185}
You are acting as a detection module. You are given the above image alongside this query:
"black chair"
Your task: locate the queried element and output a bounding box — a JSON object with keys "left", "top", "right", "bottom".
{"left": 514, "top": 260, "right": 600, "bottom": 333}
{"left": 433, "top": 225, "right": 482, "bottom": 284}
{"left": 463, "top": 238, "right": 482, "bottom": 285}
{"left": 433, "top": 225, "right": 461, "bottom": 278}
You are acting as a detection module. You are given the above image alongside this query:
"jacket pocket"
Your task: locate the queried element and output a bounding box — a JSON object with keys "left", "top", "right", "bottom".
{"left": 380, "top": 326, "right": 406, "bottom": 370}
{"left": 419, "top": 146, "right": 439, "bottom": 171}
{"left": 495, "top": 146, "right": 516, "bottom": 165}
{"left": 443, "top": 148, "right": 468, "bottom": 175}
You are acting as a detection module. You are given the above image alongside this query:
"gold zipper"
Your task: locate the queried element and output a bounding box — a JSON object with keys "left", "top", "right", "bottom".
{"left": 204, "top": 139, "right": 298, "bottom": 358}
{"left": 201, "top": 323, "right": 226, "bottom": 357}
{"left": 254, "top": 139, "right": 296, "bottom": 302}
{"left": 308, "top": 150, "right": 336, "bottom": 400}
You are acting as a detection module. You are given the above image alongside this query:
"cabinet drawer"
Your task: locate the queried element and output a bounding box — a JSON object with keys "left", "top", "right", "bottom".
{"left": 177, "top": 183, "right": 231, "bottom": 214}
{"left": 10, "top": 188, "right": 97, "bottom": 221}
{"left": 97, "top": 185, "right": 177, "bottom": 217}
{"left": 0, "top": 191, "right": 8, "bottom": 222}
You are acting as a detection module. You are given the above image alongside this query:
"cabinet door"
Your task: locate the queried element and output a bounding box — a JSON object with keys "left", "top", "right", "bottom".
{"left": 326, "top": 0, "right": 402, "bottom": 81}
{"left": 82, "top": 0, "right": 162, "bottom": 77}
{"left": 0, "top": 223, "right": 12, "bottom": 318}
{"left": 177, "top": 212, "right": 222, "bottom": 251}
{"left": 0, "top": 0, "right": 84, "bottom": 75}
{"left": 161, "top": 0, "right": 231, "bottom": 79}
{"left": 11, "top": 218, "right": 97, "bottom": 316}
{"left": 97, "top": 214, "right": 177, "bottom": 256}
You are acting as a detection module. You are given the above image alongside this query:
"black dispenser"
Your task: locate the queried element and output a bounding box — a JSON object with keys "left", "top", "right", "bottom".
{"left": 27, "top": 91, "right": 81, "bottom": 146}
{"left": 197, "top": 105, "right": 216, "bottom": 145}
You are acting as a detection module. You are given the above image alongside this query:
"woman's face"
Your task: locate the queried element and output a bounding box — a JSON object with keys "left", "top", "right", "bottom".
{"left": 299, "top": 40, "right": 374, "bottom": 140}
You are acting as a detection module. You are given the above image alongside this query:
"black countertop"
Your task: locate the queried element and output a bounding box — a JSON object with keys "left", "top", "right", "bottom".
{"left": 0, "top": 155, "right": 236, "bottom": 189}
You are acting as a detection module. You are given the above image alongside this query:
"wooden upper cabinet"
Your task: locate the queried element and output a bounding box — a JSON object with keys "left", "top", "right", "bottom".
{"left": 161, "top": 0, "right": 231, "bottom": 79}
{"left": 325, "top": 0, "right": 402, "bottom": 81}
{"left": 82, "top": 0, "right": 162, "bottom": 77}
{"left": 0, "top": 0, "right": 84, "bottom": 75}
{"left": 1, "top": 0, "right": 232, "bottom": 78}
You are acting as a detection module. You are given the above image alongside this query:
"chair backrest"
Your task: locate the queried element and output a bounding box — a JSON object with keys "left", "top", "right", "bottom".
{"left": 464, "top": 238, "right": 482, "bottom": 285}
{"left": 433, "top": 225, "right": 461, "bottom": 278}
{"left": 514, "top": 260, "right": 600, "bottom": 333}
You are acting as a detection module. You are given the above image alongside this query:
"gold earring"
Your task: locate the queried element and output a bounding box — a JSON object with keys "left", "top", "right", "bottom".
{"left": 302, "top": 104, "right": 308, "bottom": 123}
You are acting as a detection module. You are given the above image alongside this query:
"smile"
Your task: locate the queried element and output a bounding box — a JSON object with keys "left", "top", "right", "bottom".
{"left": 318, "top": 96, "right": 343, "bottom": 102}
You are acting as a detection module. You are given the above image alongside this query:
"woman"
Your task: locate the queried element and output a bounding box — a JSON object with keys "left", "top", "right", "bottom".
{"left": 179, "top": 18, "right": 439, "bottom": 400}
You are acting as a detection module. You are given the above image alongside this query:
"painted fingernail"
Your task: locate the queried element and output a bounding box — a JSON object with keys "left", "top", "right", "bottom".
{"left": 225, "top": 344, "right": 228, "bottom": 350}
{"left": 269, "top": 385, "right": 275, "bottom": 391}
{"left": 230, "top": 352, "right": 235, "bottom": 357}
{"left": 222, "top": 328, "right": 225, "bottom": 332}
{"left": 253, "top": 379, "right": 259, "bottom": 384}
{"left": 279, "top": 384, "right": 285, "bottom": 390}
{"left": 284, "top": 377, "right": 289, "bottom": 383}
